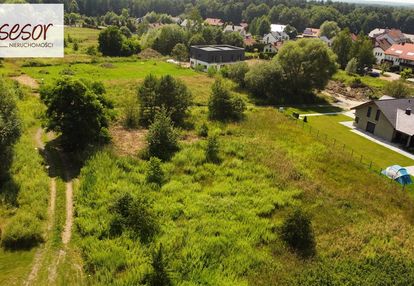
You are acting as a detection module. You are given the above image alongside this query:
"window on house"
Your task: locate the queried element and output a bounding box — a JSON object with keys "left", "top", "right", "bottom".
{"left": 375, "top": 110, "right": 380, "bottom": 121}
{"left": 367, "top": 106, "right": 372, "bottom": 117}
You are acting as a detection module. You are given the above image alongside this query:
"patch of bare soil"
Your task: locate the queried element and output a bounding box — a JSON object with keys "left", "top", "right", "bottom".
{"left": 12, "top": 74, "right": 39, "bottom": 89}
{"left": 139, "top": 48, "right": 162, "bottom": 59}
{"left": 110, "top": 125, "right": 148, "bottom": 156}
{"left": 325, "top": 80, "right": 373, "bottom": 101}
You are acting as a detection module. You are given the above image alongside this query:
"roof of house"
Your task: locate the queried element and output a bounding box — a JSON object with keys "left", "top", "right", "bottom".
{"left": 243, "top": 36, "right": 256, "bottom": 46}
{"left": 303, "top": 28, "right": 320, "bottom": 37}
{"left": 384, "top": 43, "right": 414, "bottom": 61}
{"left": 191, "top": 45, "right": 244, "bottom": 52}
{"left": 404, "top": 33, "right": 414, "bottom": 43}
{"left": 369, "top": 28, "right": 386, "bottom": 38}
{"left": 351, "top": 33, "right": 358, "bottom": 41}
{"left": 205, "top": 18, "right": 224, "bottom": 26}
{"left": 353, "top": 97, "right": 414, "bottom": 135}
{"left": 373, "top": 29, "right": 407, "bottom": 44}
{"left": 271, "top": 24, "right": 286, "bottom": 33}
{"left": 375, "top": 37, "right": 392, "bottom": 51}
{"left": 223, "top": 25, "right": 245, "bottom": 33}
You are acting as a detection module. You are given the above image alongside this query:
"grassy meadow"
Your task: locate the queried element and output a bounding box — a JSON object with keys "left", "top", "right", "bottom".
{"left": 1, "top": 26, "right": 414, "bottom": 286}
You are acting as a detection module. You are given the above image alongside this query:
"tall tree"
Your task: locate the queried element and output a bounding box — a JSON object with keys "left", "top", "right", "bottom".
{"left": 332, "top": 29, "right": 353, "bottom": 69}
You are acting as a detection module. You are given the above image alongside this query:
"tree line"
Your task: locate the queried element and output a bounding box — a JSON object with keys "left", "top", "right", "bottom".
{"left": 23, "top": 0, "right": 414, "bottom": 34}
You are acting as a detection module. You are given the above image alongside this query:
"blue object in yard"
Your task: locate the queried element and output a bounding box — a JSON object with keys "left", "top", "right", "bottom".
{"left": 382, "top": 165, "right": 413, "bottom": 185}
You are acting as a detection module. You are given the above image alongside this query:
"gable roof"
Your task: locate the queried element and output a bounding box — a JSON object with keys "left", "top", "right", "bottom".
{"left": 205, "top": 18, "right": 224, "bottom": 26}
{"left": 353, "top": 98, "right": 414, "bottom": 135}
{"left": 223, "top": 25, "right": 245, "bottom": 33}
{"left": 369, "top": 28, "right": 386, "bottom": 38}
{"left": 375, "top": 37, "right": 392, "bottom": 51}
{"left": 303, "top": 28, "right": 320, "bottom": 37}
{"left": 385, "top": 43, "right": 414, "bottom": 61}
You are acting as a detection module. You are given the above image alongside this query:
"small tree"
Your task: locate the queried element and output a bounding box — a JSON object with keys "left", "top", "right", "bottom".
{"left": 146, "top": 157, "right": 164, "bottom": 186}
{"left": 208, "top": 79, "right": 246, "bottom": 122}
{"left": 171, "top": 43, "right": 188, "bottom": 62}
{"left": 40, "top": 78, "right": 112, "bottom": 151}
{"left": 146, "top": 109, "right": 179, "bottom": 161}
{"left": 198, "top": 123, "right": 209, "bottom": 137}
{"left": 98, "top": 26, "right": 123, "bottom": 56}
{"left": 0, "top": 80, "right": 21, "bottom": 181}
{"left": 205, "top": 135, "right": 220, "bottom": 163}
{"left": 280, "top": 209, "right": 316, "bottom": 258}
{"left": 400, "top": 68, "right": 412, "bottom": 80}
{"left": 384, "top": 80, "right": 410, "bottom": 98}
{"left": 320, "top": 21, "right": 340, "bottom": 39}
{"left": 226, "top": 62, "right": 250, "bottom": 88}
{"left": 345, "top": 58, "right": 358, "bottom": 75}
{"left": 148, "top": 244, "right": 172, "bottom": 286}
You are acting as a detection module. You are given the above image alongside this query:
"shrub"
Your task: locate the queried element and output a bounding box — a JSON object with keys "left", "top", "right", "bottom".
{"left": 225, "top": 62, "right": 250, "bottom": 87}
{"left": 198, "top": 123, "right": 209, "bottom": 137}
{"left": 350, "top": 77, "right": 364, "bottom": 88}
{"left": 208, "top": 79, "right": 246, "bottom": 122}
{"left": 86, "top": 45, "right": 97, "bottom": 56}
{"left": 400, "top": 68, "right": 412, "bottom": 80}
{"left": 345, "top": 58, "right": 358, "bottom": 75}
{"left": 1, "top": 212, "right": 43, "bottom": 249}
{"left": 59, "top": 68, "right": 75, "bottom": 75}
{"left": 123, "top": 97, "right": 140, "bottom": 129}
{"left": 146, "top": 109, "right": 179, "bottom": 161}
{"left": 207, "top": 66, "right": 217, "bottom": 78}
{"left": 147, "top": 244, "right": 172, "bottom": 286}
{"left": 146, "top": 157, "right": 164, "bottom": 186}
{"left": 205, "top": 135, "right": 220, "bottom": 163}
{"left": 110, "top": 193, "right": 158, "bottom": 243}
{"left": 73, "top": 41, "right": 79, "bottom": 51}
{"left": 384, "top": 80, "right": 410, "bottom": 98}
{"left": 171, "top": 43, "right": 188, "bottom": 62}
{"left": 138, "top": 74, "right": 192, "bottom": 127}
{"left": 0, "top": 80, "right": 21, "bottom": 181}
{"left": 280, "top": 208, "right": 316, "bottom": 258}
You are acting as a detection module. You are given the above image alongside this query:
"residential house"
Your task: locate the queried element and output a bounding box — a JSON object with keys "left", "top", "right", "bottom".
{"left": 223, "top": 25, "right": 246, "bottom": 38}
{"left": 319, "top": 36, "right": 332, "bottom": 46}
{"left": 384, "top": 43, "right": 414, "bottom": 68}
{"left": 263, "top": 41, "right": 284, "bottom": 53}
{"left": 243, "top": 34, "right": 257, "bottom": 48}
{"left": 190, "top": 45, "right": 245, "bottom": 71}
{"left": 302, "top": 28, "right": 320, "bottom": 38}
{"left": 262, "top": 31, "right": 289, "bottom": 45}
{"left": 270, "top": 24, "right": 287, "bottom": 33}
{"left": 352, "top": 97, "right": 414, "bottom": 147}
{"left": 373, "top": 38, "right": 392, "bottom": 64}
{"left": 205, "top": 18, "right": 224, "bottom": 27}
{"left": 369, "top": 28, "right": 409, "bottom": 44}
{"left": 180, "top": 19, "right": 195, "bottom": 28}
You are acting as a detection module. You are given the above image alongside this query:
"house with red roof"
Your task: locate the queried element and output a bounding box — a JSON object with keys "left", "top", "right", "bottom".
{"left": 373, "top": 37, "right": 393, "bottom": 64}
{"left": 204, "top": 18, "right": 224, "bottom": 27}
{"left": 384, "top": 43, "right": 414, "bottom": 68}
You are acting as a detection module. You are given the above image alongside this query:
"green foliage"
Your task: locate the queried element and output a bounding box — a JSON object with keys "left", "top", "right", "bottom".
{"left": 40, "top": 77, "right": 113, "bottom": 150}
{"left": 0, "top": 79, "right": 21, "bottom": 181}
{"left": 225, "top": 62, "right": 250, "bottom": 88}
{"left": 171, "top": 43, "right": 188, "bottom": 62}
{"left": 332, "top": 29, "right": 353, "bottom": 69}
{"left": 147, "top": 245, "right": 172, "bottom": 286}
{"left": 152, "top": 25, "right": 187, "bottom": 55}
{"left": 98, "top": 26, "right": 140, "bottom": 57}
{"left": 138, "top": 74, "right": 192, "bottom": 127}
{"left": 222, "top": 32, "right": 244, "bottom": 47}
{"left": 345, "top": 58, "right": 358, "bottom": 75}
{"left": 146, "top": 157, "right": 164, "bottom": 186}
{"left": 197, "top": 123, "right": 209, "bottom": 137}
{"left": 110, "top": 193, "right": 158, "bottom": 243}
{"left": 208, "top": 79, "right": 246, "bottom": 122}
{"left": 207, "top": 66, "right": 217, "bottom": 77}
{"left": 146, "top": 109, "right": 179, "bottom": 161}
{"left": 73, "top": 41, "right": 79, "bottom": 51}
{"left": 86, "top": 45, "right": 97, "bottom": 56}
{"left": 280, "top": 209, "right": 316, "bottom": 258}
{"left": 123, "top": 97, "right": 140, "bottom": 129}
{"left": 400, "top": 68, "right": 412, "bottom": 80}
{"left": 384, "top": 80, "right": 411, "bottom": 98}
{"left": 351, "top": 34, "right": 376, "bottom": 74}
{"left": 205, "top": 135, "right": 220, "bottom": 163}
{"left": 1, "top": 212, "right": 43, "bottom": 249}
{"left": 319, "top": 20, "right": 340, "bottom": 39}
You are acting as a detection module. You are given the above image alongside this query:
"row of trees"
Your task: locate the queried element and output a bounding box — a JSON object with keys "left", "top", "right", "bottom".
{"left": 57, "top": 0, "right": 414, "bottom": 34}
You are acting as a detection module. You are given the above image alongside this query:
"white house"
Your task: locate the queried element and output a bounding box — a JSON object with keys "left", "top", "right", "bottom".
{"left": 263, "top": 41, "right": 284, "bottom": 53}
{"left": 373, "top": 38, "right": 392, "bottom": 64}
{"left": 271, "top": 24, "right": 287, "bottom": 33}
{"left": 262, "top": 31, "right": 289, "bottom": 44}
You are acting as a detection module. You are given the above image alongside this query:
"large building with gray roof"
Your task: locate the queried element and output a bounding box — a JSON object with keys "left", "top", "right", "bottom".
{"left": 190, "top": 45, "right": 245, "bottom": 71}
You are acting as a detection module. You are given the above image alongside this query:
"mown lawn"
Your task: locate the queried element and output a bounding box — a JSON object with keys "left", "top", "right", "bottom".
{"left": 303, "top": 114, "right": 414, "bottom": 168}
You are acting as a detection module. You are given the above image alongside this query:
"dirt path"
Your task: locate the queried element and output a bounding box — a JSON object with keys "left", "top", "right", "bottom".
{"left": 12, "top": 74, "right": 39, "bottom": 89}
{"left": 62, "top": 179, "right": 73, "bottom": 245}
{"left": 25, "top": 129, "right": 57, "bottom": 286}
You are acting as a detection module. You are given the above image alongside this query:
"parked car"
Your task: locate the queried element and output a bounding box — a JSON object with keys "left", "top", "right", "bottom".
{"left": 367, "top": 71, "right": 380, "bottom": 77}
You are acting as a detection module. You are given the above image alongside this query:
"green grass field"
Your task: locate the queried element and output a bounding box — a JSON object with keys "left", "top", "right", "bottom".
{"left": 333, "top": 70, "right": 388, "bottom": 90}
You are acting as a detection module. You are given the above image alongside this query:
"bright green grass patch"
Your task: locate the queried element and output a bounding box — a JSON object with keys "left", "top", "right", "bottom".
{"left": 303, "top": 114, "right": 414, "bottom": 168}
{"left": 333, "top": 70, "right": 388, "bottom": 90}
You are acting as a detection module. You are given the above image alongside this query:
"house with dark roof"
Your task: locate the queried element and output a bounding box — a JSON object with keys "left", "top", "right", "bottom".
{"left": 373, "top": 37, "right": 392, "bottom": 64}
{"left": 352, "top": 97, "right": 414, "bottom": 147}
{"left": 190, "top": 45, "right": 245, "bottom": 71}
{"left": 302, "top": 28, "right": 320, "bottom": 38}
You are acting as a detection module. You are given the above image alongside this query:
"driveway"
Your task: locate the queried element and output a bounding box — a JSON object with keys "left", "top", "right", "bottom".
{"left": 372, "top": 69, "right": 400, "bottom": 81}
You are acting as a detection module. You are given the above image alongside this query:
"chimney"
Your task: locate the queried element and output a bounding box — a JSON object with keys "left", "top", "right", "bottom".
{"left": 406, "top": 108, "right": 412, "bottom": 116}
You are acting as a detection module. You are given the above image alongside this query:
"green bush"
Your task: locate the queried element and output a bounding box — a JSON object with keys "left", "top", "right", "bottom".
{"left": 146, "top": 244, "right": 172, "bottom": 286}
{"left": 205, "top": 135, "right": 220, "bottom": 163}
{"left": 146, "top": 109, "right": 179, "bottom": 161}
{"left": 208, "top": 79, "right": 246, "bottom": 122}
{"left": 198, "top": 123, "right": 209, "bottom": 138}
{"left": 1, "top": 212, "right": 43, "bottom": 249}
{"left": 146, "top": 157, "right": 164, "bottom": 186}
{"left": 280, "top": 208, "right": 316, "bottom": 258}
{"left": 225, "top": 62, "right": 250, "bottom": 87}
{"left": 384, "top": 80, "right": 410, "bottom": 98}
